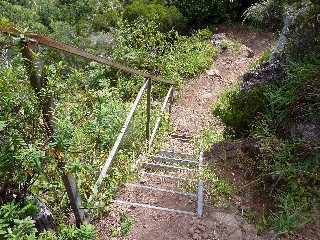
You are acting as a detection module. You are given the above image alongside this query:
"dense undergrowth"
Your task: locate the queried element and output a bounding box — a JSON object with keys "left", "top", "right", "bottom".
{"left": 206, "top": 0, "right": 320, "bottom": 236}
{"left": 206, "top": 45, "right": 320, "bottom": 237}
{"left": 0, "top": 0, "right": 222, "bottom": 238}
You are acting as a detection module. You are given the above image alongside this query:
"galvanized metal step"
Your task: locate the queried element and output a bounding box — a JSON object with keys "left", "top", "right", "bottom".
{"left": 126, "top": 183, "right": 196, "bottom": 197}
{"left": 142, "top": 162, "right": 195, "bottom": 172}
{"left": 151, "top": 155, "right": 198, "bottom": 166}
{"left": 157, "top": 150, "right": 194, "bottom": 159}
{"left": 138, "top": 171, "right": 197, "bottom": 182}
{"left": 113, "top": 200, "right": 195, "bottom": 215}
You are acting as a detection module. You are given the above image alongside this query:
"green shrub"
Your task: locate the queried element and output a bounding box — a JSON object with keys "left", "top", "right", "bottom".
{"left": 212, "top": 83, "right": 270, "bottom": 137}
{"left": 39, "top": 223, "right": 97, "bottom": 240}
{"left": 0, "top": 2, "right": 48, "bottom": 32}
{"left": 92, "top": 11, "right": 120, "bottom": 32}
{"left": 176, "top": 0, "right": 240, "bottom": 28}
{"left": 158, "top": 28, "right": 218, "bottom": 85}
{"left": 249, "top": 48, "right": 271, "bottom": 69}
{"left": 123, "top": 0, "right": 186, "bottom": 33}
{"left": 243, "top": 0, "right": 284, "bottom": 30}
{"left": 111, "top": 21, "right": 217, "bottom": 92}
{"left": 0, "top": 201, "right": 38, "bottom": 239}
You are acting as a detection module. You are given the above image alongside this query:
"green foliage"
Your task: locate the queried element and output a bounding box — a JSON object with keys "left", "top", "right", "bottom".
{"left": 38, "top": 223, "right": 97, "bottom": 240}
{"left": 198, "top": 125, "right": 224, "bottom": 150}
{"left": 158, "top": 29, "right": 218, "bottom": 85}
{"left": 243, "top": 0, "right": 290, "bottom": 30}
{"left": 220, "top": 38, "right": 242, "bottom": 52}
{"left": 0, "top": 62, "right": 48, "bottom": 203}
{"left": 0, "top": 201, "right": 38, "bottom": 239}
{"left": 123, "top": 0, "right": 186, "bottom": 33}
{"left": 176, "top": 0, "right": 241, "bottom": 28}
{"left": 111, "top": 21, "right": 217, "bottom": 93}
{"left": 249, "top": 48, "right": 271, "bottom": 69}
{"left": 271, "top": 194, "right": 315, "bottom": 235}
{"left": 202, "top": 168, "right": 235, "bottom": 205}
{"left": 110, "top": 210, "right": 133, "bottom": 237}
{"left": 0, "top": 1, "right": 48, "bottom": 33}
{"left": 212, "top": 83, "right": 269, "bottom": 137}
{"left": 91, "top": 0, "right": 122, "bottom": 32}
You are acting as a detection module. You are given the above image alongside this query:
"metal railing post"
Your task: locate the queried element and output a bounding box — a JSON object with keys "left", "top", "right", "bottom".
{"left": 197, "top": 150, "right": 204, "bottom": 216}
{"left": 169, "top": 84, "right": 174, "bottom": 115}
{"left": 62, "top": 174, "right": 85, "bottom": 227}
{"left": 146, "top": 77, "right": 151, "bottom": 142}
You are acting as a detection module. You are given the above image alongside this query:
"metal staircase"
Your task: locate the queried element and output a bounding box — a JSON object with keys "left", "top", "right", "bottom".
{"left": 114, "top": 139, "right": 204, "bottom": 216}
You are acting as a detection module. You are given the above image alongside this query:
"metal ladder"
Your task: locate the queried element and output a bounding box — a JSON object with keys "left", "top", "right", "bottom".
{"left": 114, "top": 147, "right": 204, "bottom": 216}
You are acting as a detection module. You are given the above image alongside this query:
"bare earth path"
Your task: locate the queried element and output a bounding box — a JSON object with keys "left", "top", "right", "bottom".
{"left": 95, "top": 25, "right": 274, "bottom": 240}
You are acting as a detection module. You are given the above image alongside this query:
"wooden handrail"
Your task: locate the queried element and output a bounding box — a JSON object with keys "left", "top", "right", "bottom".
{"left": 0, "top": 22, "right": 174, "bottom": 85}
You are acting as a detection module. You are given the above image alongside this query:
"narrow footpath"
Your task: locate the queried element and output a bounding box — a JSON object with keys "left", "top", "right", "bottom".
{"left": 96, "top": 25, "right": 274, "bottom": 240}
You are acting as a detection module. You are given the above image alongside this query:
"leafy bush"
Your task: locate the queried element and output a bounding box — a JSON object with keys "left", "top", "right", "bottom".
{"left": 212, "top": 83, "right": 270, "bottom": 137}
{"left": 243, "top": 0, "right": 285, "bottom": 30}
{"left": 0, "top": 62, "right": 48, "bottom": 204}
{"left": 123, "top": 0, "right": 186, "bottom": 33}
{"left": 111, "top": 21, "right": 218, "bottom": 95}
{"left": 0, "top": 200, "right": 97, "bottom": 240}
{"left": 91, "top": 0, "right": 122, "bottom": 32}
{"left": 0, "top": 2, "right": 48, "bottom": 33}
{"left": 176, "top": 0, "right": 240, "bottom": 28}
{"left": 38, "top": 223, "right": 97, "bottom": 240}
{"left": 0, "top": 201, "right": 38, "bottom": 239}
{"left": 158, "top": 28, "right": 218, "bottom": 85}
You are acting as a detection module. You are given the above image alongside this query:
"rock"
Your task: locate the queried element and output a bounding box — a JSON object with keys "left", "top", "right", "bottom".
{"left": 241, "top": 61, "right": 286, "bottom": 91}
{"left": 270, "top": 3, "right": 319, "bottom": 63}
{"left": 210, "top": 212, "right": 260, "bottom": 240}
{"left": 242, "top": 2, "right": 319, "bottom": 92}
{"left": 244, "top": 46, "right": 254, "bottom": 58}
{"left": 269, "top": 12, "right": 294, "bottom": 62}
{"left": 290, "top": 123, "right": 320, "bottom": 143}
{"left": 26, "top": 196, "right": 54, "bottom": 233}
{"left": 206, "top": 69, "right": 221, "bottom": 78}
{"left": 204, "top": 138, "right": 260, "bottom": 163}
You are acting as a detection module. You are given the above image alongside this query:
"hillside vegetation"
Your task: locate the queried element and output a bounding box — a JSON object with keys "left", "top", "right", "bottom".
{"left": 208, "top": 0, "right": 320, "bottom": 236}
{"left": 0, "top": 0, "right": 224, "bottom": 238}
{"left": 0, "top": 0, "right": 319, "bottom": 239}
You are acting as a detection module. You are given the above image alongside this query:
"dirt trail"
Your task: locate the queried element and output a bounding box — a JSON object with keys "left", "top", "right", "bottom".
{"left": 95, "top": 25, "right": 274, "bottom": 240}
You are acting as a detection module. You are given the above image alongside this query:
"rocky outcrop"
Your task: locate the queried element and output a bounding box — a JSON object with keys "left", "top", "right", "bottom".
{"left": 241, "top": 60, "right": 285, "bottom": 90}
{"left": 241, "top": 1, "right": 320, "bottom": 90}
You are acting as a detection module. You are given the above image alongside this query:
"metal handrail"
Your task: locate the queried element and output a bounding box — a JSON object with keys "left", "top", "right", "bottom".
{"left": 150, "top": 85, "right": 174, "bottom": 146}
{"left": 88, "top": 78, "right": 150, "bottom": 201}
{"left": 89, "top": 79, "right": 174, "bottom": 202}
{"left": 1, "top": 22, "right": 175, "bottom": 222}
{"left": 0, "top": 22, "right": 174, "bottom": 85}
